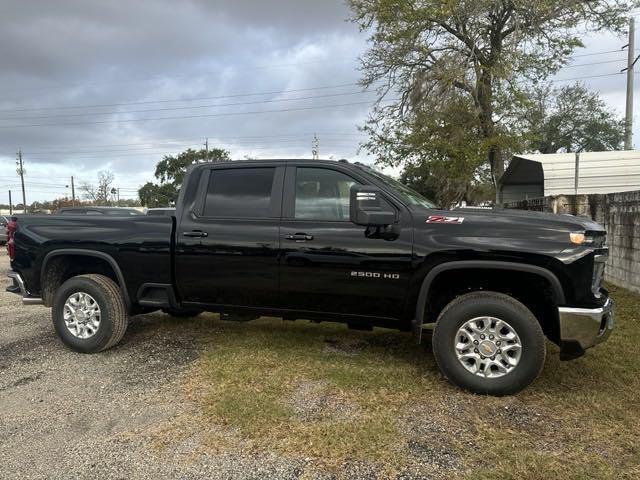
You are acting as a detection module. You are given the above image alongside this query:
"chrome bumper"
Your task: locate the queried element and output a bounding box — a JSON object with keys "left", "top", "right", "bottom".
{"left": 6, "top": 271, "right": 43, "bottom": 305}
{"left": 558, "top": 298, "right": 614, "bottom": 358}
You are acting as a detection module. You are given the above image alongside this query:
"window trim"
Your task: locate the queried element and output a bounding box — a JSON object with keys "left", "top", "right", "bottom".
{"left": 194, "top": 165, "right": 284, "bottom": 220}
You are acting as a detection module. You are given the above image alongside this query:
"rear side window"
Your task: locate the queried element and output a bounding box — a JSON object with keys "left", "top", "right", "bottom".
{"left": 204, "top": 167, "right": 276, "bottom": 218}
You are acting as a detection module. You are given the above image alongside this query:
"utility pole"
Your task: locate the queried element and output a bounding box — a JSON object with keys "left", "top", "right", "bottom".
{"left": 204, "top": 138, "right": 209, "bottom": 162}
{"left": 71, "top": 176, "right": 76, "bottom": 206}
{"left": 312, "top": 133, "right": 319, "bottom": 159}
{"left": 623, "top": 17, "right": 638, "bottom": 150}
{"left": 8, "top": 190, "right": 12, "bottom": 215}
{"left": 117, "top": 188, "right": 120, "bottom": 206}
{"left": 16, "top": 149, "right": 27, "bottom": 214}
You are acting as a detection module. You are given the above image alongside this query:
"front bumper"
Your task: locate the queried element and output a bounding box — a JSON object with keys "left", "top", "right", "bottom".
{"left": 558, "top": 297, "right": 614, "bottom": 360}
{"left": 6, "top": 271, "right": 43, "bottom": 305}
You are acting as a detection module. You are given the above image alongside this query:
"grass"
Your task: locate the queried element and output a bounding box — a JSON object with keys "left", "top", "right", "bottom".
{"left": 169, "top": 283, "right": 640, "bottom": 478}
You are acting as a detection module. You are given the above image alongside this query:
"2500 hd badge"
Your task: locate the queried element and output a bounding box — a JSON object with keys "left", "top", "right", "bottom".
{"left": 351, "top": 271, "right": 401, "bottom": 279}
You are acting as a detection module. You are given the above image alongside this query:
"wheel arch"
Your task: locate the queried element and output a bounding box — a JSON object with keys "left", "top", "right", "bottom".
{"left": 414, "top": 260, "right": 566, "bottom": 343}
{"left": 41, "top": 249, "right": 130, "bottom": 308}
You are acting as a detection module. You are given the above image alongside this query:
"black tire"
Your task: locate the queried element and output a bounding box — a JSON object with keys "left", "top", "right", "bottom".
{"left": 161, "top": 308, "right": 203, "bottom": 318}
{"left": 52, "top": 274, "right": 128, "bottom": 353}
{"left": 432, "top": 291, "right": 545, "bottom": 396}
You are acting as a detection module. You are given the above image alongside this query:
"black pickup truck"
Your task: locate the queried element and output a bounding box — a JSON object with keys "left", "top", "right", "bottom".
{"left": 6, "top": 159, "right": 613, "bottom": 395}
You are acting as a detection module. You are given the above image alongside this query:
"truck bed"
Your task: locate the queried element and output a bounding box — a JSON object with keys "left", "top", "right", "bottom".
{"left": 9, "top": 214, "right": 174, "bottom": 304}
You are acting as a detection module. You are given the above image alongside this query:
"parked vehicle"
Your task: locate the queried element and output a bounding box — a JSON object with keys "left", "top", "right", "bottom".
{"left": 5, "top": 160, "right": 613, "bottom": 394}
{"left": 146, "top": 208, "right": 175, "bottom": 216}
{"left": 56, "top": 207, "right": 143, "bottom": 216}
{"left": 0, "top": 216, "right": 8, "bottom": 245}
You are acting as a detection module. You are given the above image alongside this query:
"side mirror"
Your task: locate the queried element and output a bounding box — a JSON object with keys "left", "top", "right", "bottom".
{"left": 350, "top": 185, "right": 395, "bottom": 226}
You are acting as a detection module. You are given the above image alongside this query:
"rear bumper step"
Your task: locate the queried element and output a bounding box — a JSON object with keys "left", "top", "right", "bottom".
{"left": 6, "top": 271, "right": 43, "bottom": 305}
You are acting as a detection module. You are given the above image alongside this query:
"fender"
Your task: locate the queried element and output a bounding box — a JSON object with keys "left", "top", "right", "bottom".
{"left": 413, "top": 260, "right": 566, "bottom": 342}
{"left": 41, "top": 249, "right": 131, "bottom": 307}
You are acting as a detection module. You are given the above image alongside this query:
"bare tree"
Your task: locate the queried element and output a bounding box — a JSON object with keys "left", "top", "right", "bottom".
{"left": 81, "top": 170, "right": 115, "bottom": 206}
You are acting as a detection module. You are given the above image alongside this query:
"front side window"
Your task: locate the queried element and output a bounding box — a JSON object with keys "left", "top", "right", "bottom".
{"left": 294, "top": 168, "right": 357, "bottom": 221}
{"left": 204, "top": 167, "right": 275, "bottom": 218}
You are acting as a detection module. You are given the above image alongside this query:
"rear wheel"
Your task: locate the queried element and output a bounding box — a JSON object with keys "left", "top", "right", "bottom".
{"left": 52, "top": 274, "right": 128, "bottom": 353}
{"left": 432, "top": 291, "right": 545, "bottom": 395}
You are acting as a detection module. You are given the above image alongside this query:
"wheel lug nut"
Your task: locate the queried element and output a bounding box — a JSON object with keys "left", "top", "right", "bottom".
{"left": 480, "top": 335, "right": 485, "bottom": 339}
{"left": 474, "top": 348, "right": 479, "bottom": 353}
{"left": 480, "top": 355, "right": 485, "bottom": 360}
{"left": 496, "top": 341, "right": 501, "bottom": 346}
{"left": 473, "top": 340, "right": 479, "bottom": 345}
{"left": 489, "top": 335, "right": 494, "bottom": 340}
{"left": 491, "top": 356, "right": 495, "bottom": 360}
{"left": 497, "top": 349, "right": 502, "bottom": 354}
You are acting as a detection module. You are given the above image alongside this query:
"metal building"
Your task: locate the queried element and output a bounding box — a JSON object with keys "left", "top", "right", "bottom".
{"left": 499, "top": 150, "right": 640, "bottom": 203}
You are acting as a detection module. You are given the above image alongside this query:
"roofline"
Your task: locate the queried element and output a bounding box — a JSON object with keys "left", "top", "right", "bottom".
{"left": 185, "top": 158, "right": 366, "bottom": 173}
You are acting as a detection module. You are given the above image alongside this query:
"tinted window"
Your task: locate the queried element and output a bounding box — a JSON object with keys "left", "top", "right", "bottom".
{"left": 204, "top": 168, "right": 275, "bottom": 218}
{"left": 294, "top": 168, "right": 357, "bottom": 221}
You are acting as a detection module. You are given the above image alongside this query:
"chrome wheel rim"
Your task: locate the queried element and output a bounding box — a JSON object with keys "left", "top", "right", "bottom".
{"left": 454, "top": 316, "right": 522, "bottom": 378}
{"left": 63, "top": 292, "right": 101, "bottom": 339}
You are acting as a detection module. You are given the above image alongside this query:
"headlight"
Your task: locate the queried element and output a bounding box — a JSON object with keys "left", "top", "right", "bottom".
{"left": 570, "top": 232, "right": 586, "bottom": 245}
{"left": 570, "top": 231, "right": 597, "bottom": 246}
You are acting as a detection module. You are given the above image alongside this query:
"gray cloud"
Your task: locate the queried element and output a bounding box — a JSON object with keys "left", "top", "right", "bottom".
{"left": 0, "top": 1, "right": 632, "bottom": 202}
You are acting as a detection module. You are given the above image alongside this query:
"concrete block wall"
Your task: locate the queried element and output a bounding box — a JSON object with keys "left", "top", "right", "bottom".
{"left": 506, "top": 191, "right": 640, "bottom": 294}
{"left": 589, "top": 191, "right": 640, "bottom": 294}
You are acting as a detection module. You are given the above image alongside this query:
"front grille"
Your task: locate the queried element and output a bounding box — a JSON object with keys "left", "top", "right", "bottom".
{"left": 587, "top": 231, "right": 606, "bottom": 248}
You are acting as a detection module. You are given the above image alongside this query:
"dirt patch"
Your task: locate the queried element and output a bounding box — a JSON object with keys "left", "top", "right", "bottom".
{"left": 288, "top": 380, "right": 360, "bottom": 421}
{"left": 323, "top": 337, "right": 369, "bottom": 356}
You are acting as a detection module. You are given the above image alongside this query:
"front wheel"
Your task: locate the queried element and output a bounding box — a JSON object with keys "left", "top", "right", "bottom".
{"left": 432, "top": 291, "right": 546, "bottom": 395}
{"left": 52, "top": 274, "right": 129, "bottom": 353}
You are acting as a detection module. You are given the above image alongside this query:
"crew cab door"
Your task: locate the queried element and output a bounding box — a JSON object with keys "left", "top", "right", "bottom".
{"left": 279, "top": 164, "right": 413, "bottom": 319}
{"left": 175, "top": 164, "right": 284, "bottom": 308}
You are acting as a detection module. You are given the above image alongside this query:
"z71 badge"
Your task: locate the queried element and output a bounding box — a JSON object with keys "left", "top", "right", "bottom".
{"left": 426, "top": 215, "right": 464, "bottom": 224}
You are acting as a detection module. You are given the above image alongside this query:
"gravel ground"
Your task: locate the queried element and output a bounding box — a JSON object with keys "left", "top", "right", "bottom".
{"left": 0, "top": 251, "right": 315, "bottom": 479}
{"left": 0, "top": 250, "right": 471, "bottom": 479}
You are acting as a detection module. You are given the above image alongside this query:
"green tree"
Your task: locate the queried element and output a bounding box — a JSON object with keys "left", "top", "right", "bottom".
{"left": 348, "top": 0, "right": 635, "bottom": 198}
{"left": 138, "top": 182, "right": 177, "bottom": 208}
{"left": 139, "top": 147, "right": 231, "bottom": 207}
{"left": 520, "top": 82, "right": 625, "bottom": 154}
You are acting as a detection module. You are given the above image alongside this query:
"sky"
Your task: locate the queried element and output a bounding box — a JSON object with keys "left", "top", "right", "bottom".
{"left": 0, "top": 0, "right": 636, "bottom": 203}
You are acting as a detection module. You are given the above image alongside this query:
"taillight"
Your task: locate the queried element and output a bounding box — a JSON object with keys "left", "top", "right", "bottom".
{"left": 6, "top": 219, "right": 16, "bottom": 260}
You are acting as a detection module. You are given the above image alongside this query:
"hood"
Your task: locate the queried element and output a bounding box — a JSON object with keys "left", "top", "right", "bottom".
{"left": 454, "top": 207, "right": 603, "bottom": 232}
{"left": 410, "top": 207, "right": 605, "bottom": 264}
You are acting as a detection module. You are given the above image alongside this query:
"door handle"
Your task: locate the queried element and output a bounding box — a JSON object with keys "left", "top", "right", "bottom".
{"left": 183, "top": 231, "right": 208, "bottom": 238}
{"left": 285, "top": 233, "right": 313, "bottom": 241}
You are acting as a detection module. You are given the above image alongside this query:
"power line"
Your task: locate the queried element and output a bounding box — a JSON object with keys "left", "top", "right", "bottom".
{"left": 0, "top": 99, "right": 387, "bottom": 129}
{"left": 17, "top": 132, "right": 366, "bottom": 153}
{"left": 568, "top": 49, "right": 627, "bottom": 58}
{"left": 562, "top": 58, "right": 626, "bottom": 68}
{"left": 22, "top": 138, "right": 363, "bottom": 156}
{"left": 551, "top": 72, "right": 624, "bottom": 83}
{"left": 0, "top": 90, "right": 374, "bottom": 122}
{"left": 1, "top": 58, "right": 358, "bottom": 94}
{"left": 0, "top": 82, "right": 362, "bottom": 114}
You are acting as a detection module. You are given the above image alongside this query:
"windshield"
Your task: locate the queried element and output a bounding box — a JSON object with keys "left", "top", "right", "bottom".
{"left": 364, "top": 168, "right": 436, "bottom": 208}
